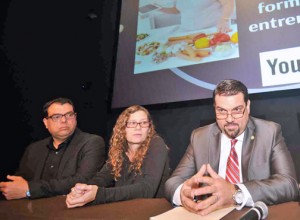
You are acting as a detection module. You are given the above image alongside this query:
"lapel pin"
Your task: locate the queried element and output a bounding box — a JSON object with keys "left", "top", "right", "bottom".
{"left": 251, "top": 135, "right": 255, "bottom": 140}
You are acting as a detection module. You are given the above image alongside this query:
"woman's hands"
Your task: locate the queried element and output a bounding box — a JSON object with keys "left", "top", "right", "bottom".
{"left": 66, "top": 183, "right": 98, "bottom": 208}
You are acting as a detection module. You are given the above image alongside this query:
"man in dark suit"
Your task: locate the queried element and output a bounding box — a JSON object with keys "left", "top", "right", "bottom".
{"left": 165, "top": 79, "right": 299, "bottom": 215}
{"left": 0, "top": 97, "right": 105, "bottom": 200}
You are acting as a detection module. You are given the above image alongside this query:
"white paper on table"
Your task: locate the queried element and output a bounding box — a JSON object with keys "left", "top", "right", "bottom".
{"left": 150, "top": 206, "right": 235, "bottom": 220}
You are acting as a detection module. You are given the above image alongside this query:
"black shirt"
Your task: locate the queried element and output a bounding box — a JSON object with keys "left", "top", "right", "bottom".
{"left": 41, "top": 135, "right": 73, "bottom": 180}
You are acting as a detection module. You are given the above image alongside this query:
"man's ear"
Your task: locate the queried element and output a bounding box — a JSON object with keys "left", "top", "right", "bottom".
{"left": 247, "top": 100, "right": 251, "bottom": 114}
{"left": 43, "top": 118, "right": 48, "bottom": 129}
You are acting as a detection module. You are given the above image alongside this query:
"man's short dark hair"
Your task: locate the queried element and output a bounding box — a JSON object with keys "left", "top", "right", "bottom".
{"left": 43, "top": 97, "right": 75, "bottom": 118}
{"left": 213, "top": 79, "right": 249, "bottom": 104}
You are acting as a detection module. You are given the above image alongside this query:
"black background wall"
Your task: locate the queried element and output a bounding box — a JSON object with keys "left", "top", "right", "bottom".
{"left": 0, "top": 0, "right": 118, "bottom": 180}
{"left": 1, "top": 0, "right": 300, "bottom": 182}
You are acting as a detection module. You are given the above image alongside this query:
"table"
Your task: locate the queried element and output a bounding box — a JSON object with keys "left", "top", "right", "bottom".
{"left": 1, "top": 196, "right": 299, "bottom": 220}
{"left": 0, "top": 196, "right": 173, "bottom": 220}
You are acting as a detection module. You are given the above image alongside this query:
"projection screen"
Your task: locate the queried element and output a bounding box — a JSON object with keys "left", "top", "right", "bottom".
{"left": 112, "top": 0, "right": 300, "bottom": 108}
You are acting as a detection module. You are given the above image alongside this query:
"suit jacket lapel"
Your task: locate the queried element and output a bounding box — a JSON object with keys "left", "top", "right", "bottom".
{"left": 241, "top": 117, "right": 256, "bottom": 182}
{"left": 34, "top": 141, "right": 50, "bottom": 180}
{"left": 57, "top": 129, "right": 81, "bottom": 176}
{"left": 209, "top": 124, "right": 221, "bottom": 172}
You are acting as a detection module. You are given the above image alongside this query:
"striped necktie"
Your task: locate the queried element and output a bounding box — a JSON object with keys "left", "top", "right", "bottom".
{"left": 225, "top": 139, "right": 240, "bottom": 183}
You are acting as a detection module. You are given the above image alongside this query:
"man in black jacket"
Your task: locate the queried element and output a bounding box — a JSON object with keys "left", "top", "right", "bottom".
{"left": 0, "top": 97, "right": 105, "bottom": 199}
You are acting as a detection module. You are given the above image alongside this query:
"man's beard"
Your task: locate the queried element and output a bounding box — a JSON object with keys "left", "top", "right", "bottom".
{"left": 224, "top": 123, "right": 240, "bottom": 138}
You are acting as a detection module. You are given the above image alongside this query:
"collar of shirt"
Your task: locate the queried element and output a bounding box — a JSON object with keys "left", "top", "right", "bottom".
{"left": 47, "top": 132, "right": 75, "bottom": 151}
{"left": 218, "top": 132, "right": 245, "bottom": 182}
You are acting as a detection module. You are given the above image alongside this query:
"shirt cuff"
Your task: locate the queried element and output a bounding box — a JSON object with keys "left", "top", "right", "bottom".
{"left": 235, "top": 183, "right": 254, "bottom": 210}
{"left": 172, "top": 183, "right": 183, "bottom": 206}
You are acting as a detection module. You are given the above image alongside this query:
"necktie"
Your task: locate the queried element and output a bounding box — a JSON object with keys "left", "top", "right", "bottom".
{"left": 225, "top": 139, "right": 240, "bottom": 184}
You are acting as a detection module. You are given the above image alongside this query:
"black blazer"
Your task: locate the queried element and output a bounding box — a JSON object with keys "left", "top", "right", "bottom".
{"left": 16, "top": 128, "right": 106, "bottom": 199}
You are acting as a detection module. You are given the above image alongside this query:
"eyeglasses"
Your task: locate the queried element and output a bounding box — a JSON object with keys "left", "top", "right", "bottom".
{"left": 126, "top": 121, "right": 150, "bottom": 128}
{"left": 215, "top": 107, "right": 246, "bottom": 120}
{"left": 46, "top": 112, "right": 77, "bottom": 122}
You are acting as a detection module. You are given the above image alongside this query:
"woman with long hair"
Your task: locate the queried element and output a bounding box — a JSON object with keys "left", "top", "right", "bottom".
{"left": 66, "top": 105, "right": 170, "bottom": 207}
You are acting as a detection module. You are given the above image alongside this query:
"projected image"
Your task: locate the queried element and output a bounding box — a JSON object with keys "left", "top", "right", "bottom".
{"left": 112, "top": 0, "right": 300, "bottom": 108}
{"left": 134, "top": 0, "right": 239, "bottom": 74}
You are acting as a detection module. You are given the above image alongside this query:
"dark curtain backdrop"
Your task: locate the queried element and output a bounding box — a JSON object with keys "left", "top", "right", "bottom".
{"left": 1, "top": 0, "right": 300, "bottom": 182}
{"left": 0, "top": 0, "right": 118, "bottom": 180}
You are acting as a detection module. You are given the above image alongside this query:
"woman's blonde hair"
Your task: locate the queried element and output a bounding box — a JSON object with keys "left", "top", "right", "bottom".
{"left": 108, "top": 105, "right": 156, "bottom": 180}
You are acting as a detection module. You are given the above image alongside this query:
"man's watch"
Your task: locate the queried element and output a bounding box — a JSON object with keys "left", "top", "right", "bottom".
{"left": 26, "top": 190, "right": 31, "bottom": 199}
{"left": 232, "top": 185, "right": 244, "bottom": 206}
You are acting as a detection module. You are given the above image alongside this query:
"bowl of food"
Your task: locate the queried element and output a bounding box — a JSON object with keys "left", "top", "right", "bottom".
{"left": 212, "top": 42, "right": 236, "bottom": 58}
